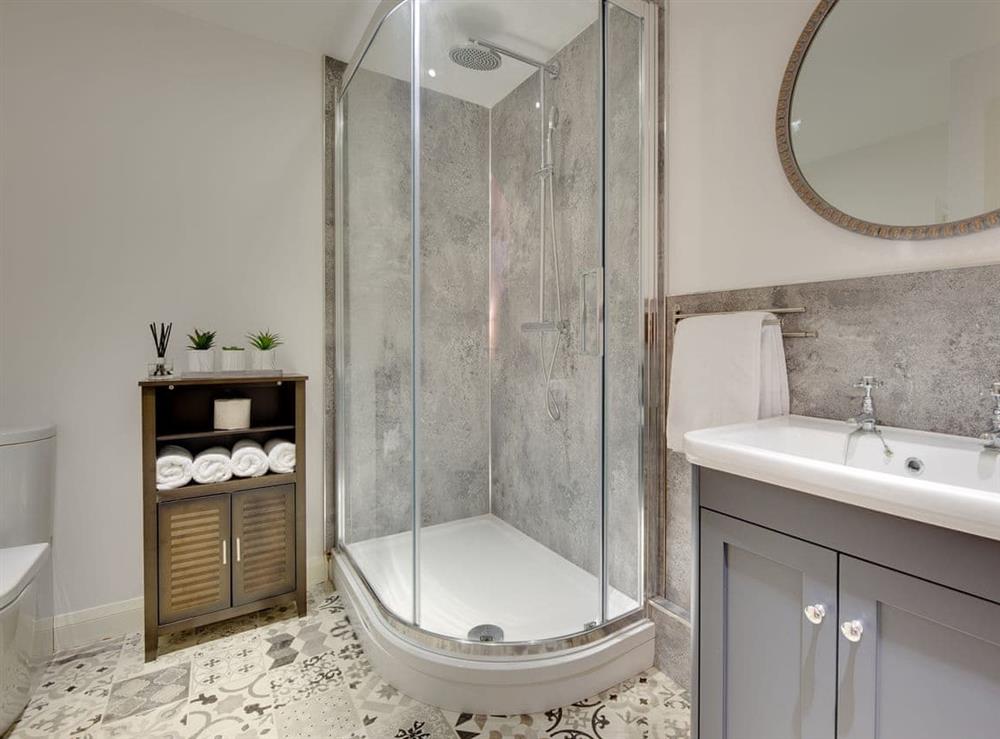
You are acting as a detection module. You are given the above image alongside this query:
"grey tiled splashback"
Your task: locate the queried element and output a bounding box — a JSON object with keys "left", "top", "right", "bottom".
{"left": 668, "top": 263, "right": 1000, "bottom": 440}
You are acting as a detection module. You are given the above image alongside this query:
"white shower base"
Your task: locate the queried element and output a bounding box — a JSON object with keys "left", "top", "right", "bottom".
{"left": 346, "top": 514, "right": 638, "bottom": 642}
{"left": 332, "top": 514, "right": 654, "bottom": 713}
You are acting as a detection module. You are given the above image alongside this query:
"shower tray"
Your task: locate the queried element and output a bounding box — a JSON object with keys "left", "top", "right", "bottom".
{"left": 331, "top": 544, "right": 655, "bottom": 714}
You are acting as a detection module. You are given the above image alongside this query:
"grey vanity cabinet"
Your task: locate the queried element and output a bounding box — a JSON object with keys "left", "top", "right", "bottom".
{"left": 837, "top": 556, "right": 1000, "bottom": 739}
{"left": 698, "top": 468, "right": 1000, "bottom": 739}
{"left": 700, "top": 510, "right": 838, "bottom": 739}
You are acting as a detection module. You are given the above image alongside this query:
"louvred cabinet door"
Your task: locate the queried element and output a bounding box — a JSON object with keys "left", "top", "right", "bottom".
{"left": 232, "top": 485, "right": 296, "bottom": 606}
{"left": 158, "top": 495, "right": 231, "bottom": 623}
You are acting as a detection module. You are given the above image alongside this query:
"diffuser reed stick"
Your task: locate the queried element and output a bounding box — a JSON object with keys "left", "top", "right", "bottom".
{"left": 149, "top": 322, "right": 173, "bottom": 377}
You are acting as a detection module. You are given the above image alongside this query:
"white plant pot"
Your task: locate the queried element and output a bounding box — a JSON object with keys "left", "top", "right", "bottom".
{"left": 187, "top": 349, "right": 215, "bottom": 373}
{"left": 251, "top": 349, "right": 278, "bottom": 371}
{"left": 220, "top": 351, "right": 246, "bottom": 372}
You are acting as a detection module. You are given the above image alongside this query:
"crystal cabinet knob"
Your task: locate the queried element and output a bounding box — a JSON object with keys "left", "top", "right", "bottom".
{"left": 841, "top": 619, "right": 864, "bottom": 643}
{"left": 803, "top": 604, "right": 826, "bottom": 625}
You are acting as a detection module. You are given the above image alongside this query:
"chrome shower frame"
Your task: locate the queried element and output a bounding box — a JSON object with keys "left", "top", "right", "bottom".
{"left": 329, "top": 0, "right": 664, "bottom": 658}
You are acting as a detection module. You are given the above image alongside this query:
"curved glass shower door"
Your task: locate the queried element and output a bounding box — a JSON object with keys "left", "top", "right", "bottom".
{"left": 337, "top": 0, "right": 648, "bottom": 646}
{"left": 337, "top": 0, "right": 414, "bottom": 624}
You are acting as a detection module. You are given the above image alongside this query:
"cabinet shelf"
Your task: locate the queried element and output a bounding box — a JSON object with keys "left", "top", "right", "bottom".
{"left": 156, "top": 424, "right": 294, "bottom": 442}
{"left": 156, "top": 473, "right": 296, "bottom": 502}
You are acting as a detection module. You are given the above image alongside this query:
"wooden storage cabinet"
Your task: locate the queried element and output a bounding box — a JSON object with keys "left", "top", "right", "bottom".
{"left": 158, "top": 495, "right": 231, "bottom": 624}
{"left": 232, "top": 485, "right": 295, "bottom": 606}
{"left": 697, "top": 468, "right": 1000, "bottom": 739}
{"left": 141, "top": 375, "right": 307, "bottom": 661}
{"left": 157, "top": 485, "right": 296, "bottom": 626}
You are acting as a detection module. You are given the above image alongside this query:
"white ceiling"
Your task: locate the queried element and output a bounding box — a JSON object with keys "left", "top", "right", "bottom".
{"left": 145, "top": 0, "right": 600, "bottom": 108}
{"left": 143, "top": 0, "right": 382, "bottom": 62}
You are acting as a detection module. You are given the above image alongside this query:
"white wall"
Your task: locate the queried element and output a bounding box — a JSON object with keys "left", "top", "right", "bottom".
{"left": 668, "top": 0, "right": 1000, "bottom": 295}
{"left": 0, "top": 0, "right": 326, "bottom": 622}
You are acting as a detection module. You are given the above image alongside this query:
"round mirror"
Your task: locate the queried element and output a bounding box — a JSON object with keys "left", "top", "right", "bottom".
{"left": 777, "top": 0, "right": 1000, "bottom": 239}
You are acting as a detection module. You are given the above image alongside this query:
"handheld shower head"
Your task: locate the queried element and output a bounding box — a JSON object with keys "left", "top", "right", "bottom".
{"left": 547, "top": 105, "right": 560, "bottom": 132}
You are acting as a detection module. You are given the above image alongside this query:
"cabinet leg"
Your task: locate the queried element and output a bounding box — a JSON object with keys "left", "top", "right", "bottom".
{"left": 144, "top": 630, "right": 158, "bottom": 662}
{"left": 296, "top": 589, "right": 307, "bottom": 617}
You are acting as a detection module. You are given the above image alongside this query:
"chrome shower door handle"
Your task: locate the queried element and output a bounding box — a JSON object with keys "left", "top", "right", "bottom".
{"left": 580, "top": 268, "right": 604, "bottom": 357}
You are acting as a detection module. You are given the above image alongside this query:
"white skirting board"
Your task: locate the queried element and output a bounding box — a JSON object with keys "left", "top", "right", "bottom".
{"left": 53, "top": 597, "right": 144, "bottom": 651}
{"left": 52, "top": 555, "right": 330, "bottom": 651}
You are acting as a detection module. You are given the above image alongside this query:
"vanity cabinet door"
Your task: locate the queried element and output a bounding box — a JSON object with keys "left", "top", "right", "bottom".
{"left": 700, "top": 510, "right": 837, "bottom": 739}
{"left": 158, "top": 495, "right": 231, "bottom": 624}
{"left": 232, "top": 485, "right": 296, "bottom": 606}
{"left": 837, "top": 556, "right": 1000, "bottom": 739}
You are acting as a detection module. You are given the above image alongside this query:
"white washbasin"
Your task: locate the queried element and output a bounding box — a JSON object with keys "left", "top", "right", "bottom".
{"left": 684, "top": 415, "right": 1000, "bottom": 542}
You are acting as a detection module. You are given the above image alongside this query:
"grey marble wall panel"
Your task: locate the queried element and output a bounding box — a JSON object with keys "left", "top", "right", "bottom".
{"left": 664, "top": 450, "right": 693, "bottom": 613}
{"left": 605, "top": 6, "right": 645, "bottom": 603}
{"left": 417, "top": 87, "right": 491, "bottom": 526}
{"left": 490, "top": 16, "right": 645, "bottom": 600}
{"left": 649, "top": 599, "right": 693, "bottom": 691}
{"left": 490, "top": 23, "right": 604, "bottom": 581}
{"left": 668, "top": 263, "right": 1000, "bottom": 439}
{"left": 338, "top": 68, "right": 490, "bottom": 543}
{"left": 324, "top": 57, "right": 346, "bottom": 553}
{"left": 340, "top": 68, "right": 414, "bottom": 544}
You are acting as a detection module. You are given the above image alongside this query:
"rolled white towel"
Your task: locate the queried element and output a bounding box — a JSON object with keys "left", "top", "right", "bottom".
{"left": 156, "top": 445, "right": 193, "bottom": 491}
{"left": 192, "top": 446, "right": 233, "bottom": 484}
{"left": 231, "top": 439, "right": 269, "bottom": 478}
{"left": 264, "top": 438, "right": 296, "bottom": 474}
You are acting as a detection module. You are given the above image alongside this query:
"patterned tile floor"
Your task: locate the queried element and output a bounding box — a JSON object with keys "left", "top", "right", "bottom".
{"left": 5, "top": 583, "right": 691, "bottom": 739}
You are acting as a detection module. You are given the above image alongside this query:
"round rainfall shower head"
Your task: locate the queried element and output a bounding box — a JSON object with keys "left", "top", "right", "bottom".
{"left": 449, "top": 43, "right": 502, "bottom": 72}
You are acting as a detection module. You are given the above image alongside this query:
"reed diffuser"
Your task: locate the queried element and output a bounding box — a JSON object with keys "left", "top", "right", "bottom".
{"left": 148, "top": 322, "right": 174, "bottom": 377}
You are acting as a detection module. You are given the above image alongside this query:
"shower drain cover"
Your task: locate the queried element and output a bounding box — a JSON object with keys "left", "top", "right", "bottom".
{"left": 468, "top": 624, "right": 504, "bottom": 643}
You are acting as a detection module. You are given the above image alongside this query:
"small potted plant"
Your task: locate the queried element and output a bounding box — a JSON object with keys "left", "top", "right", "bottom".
{"left": 220, "top": 345, "right": 245, "bottom": 372}
{"left": 247, "top": 329, "right": 283, "bottom": 371}
{"left": 186, "top": 328, "right": 216, "bottom": 372}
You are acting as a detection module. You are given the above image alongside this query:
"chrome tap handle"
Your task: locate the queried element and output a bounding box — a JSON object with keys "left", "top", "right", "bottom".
{"left": 982, "top": 383, "right": 1000, "bottom": 449}
{"left": 853, "top": 376, "right": 884, "bottom": 392}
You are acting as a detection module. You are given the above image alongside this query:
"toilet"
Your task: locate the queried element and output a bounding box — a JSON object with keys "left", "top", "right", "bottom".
{"left": 0, "top": 425, "right": 55, "bottom": 734}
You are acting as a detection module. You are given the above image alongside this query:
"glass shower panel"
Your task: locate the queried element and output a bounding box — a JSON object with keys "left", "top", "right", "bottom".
{"left": 413, "top": 0, "right": 494, "bottom": 638}
{"left": 337, "top": 1, "right": 415, "bottom": 623}
{"left": 415, "top": 0, "right": 605, "bottom": 642}
{"left": 604, "top": 1, "right": 644, "bottom": 620}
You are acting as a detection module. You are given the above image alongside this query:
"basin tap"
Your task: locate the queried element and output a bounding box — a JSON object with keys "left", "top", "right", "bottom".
{"left": 981, "top": 382, "right": 1000, "bottom": 451}
{"left": 849, "top": 376, "right": 883, "bottom": 432}
{"left": 847, "top": 376, "right": 893, "bottom": 458}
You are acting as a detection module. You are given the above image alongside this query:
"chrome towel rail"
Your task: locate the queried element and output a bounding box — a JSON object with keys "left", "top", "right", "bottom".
{"left": 672, "top": 306, "right": 817, "bottom": 339}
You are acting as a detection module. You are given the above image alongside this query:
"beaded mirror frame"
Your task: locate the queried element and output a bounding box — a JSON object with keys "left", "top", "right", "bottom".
{"left": 776, "top": 0, "right": 1000, "bottom": 240}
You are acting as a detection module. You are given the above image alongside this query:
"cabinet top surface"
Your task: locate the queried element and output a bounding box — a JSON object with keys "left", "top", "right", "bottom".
{"left": 139, "top": 373, "right": 307, "bottom": 388}
{"left": 685, "top": 414, "right": 1000, "bottom": 544}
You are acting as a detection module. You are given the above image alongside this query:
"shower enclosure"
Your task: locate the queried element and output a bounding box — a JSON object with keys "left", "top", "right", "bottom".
{"left": 330, "top": 0, "right": 661, "bottom": 711}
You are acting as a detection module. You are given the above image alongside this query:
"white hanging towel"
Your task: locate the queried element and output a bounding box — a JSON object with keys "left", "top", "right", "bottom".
{"left": 666, "top": 312, "right": 789, "bottom": 452}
